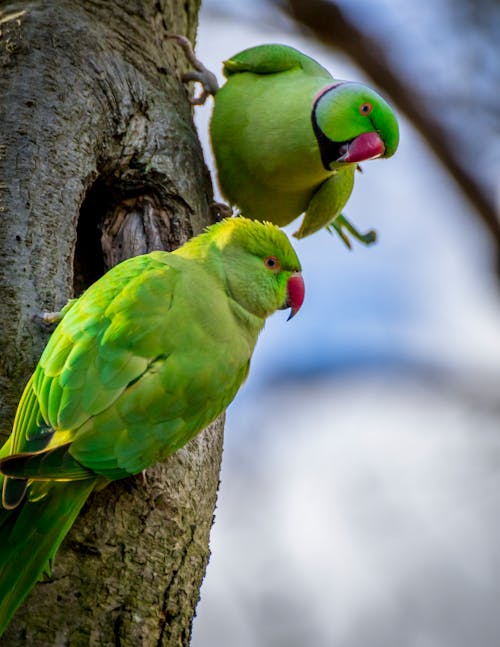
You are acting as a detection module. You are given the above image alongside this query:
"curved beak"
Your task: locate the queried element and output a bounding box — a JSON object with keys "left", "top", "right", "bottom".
{"left": 337, "top": 131, "right": 385, "bottom": 163}
{"left": 286, "top": 272, "right": 305, "bottom": 320}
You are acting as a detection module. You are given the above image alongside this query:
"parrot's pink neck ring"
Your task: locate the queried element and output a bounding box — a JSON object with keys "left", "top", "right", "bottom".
{"left": 312, "top": 82, "right": 344, "bottom": 106}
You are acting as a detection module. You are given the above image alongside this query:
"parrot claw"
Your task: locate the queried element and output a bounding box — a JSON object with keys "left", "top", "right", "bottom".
{"left": 35, "top": 310, "right": 64, "bottom": 328}
{"left": 167, "top": 33, "right": 219, "bottom": 104}
{"left": 327, "top": 214, "right": 377, "bottom": 249}
{"left": 210, "top": 201, "right": 233, "bottom": 221}
{"left": 35, "top": 299, "right": 78, "bottom": 328}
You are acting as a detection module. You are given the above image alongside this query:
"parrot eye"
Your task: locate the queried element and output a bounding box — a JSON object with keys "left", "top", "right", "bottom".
{"left": 264, "top": 256, "right": 280, "bottom": 270}
{"left": 359, "top": 102, "right": 373, "bottom": 116}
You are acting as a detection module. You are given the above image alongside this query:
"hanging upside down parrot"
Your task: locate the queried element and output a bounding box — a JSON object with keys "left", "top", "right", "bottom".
{"left": 0, "top": 217, "right": 304, "bottom": 634}
{"left": 170, "top": 38, "right": 400, "bottom": 246}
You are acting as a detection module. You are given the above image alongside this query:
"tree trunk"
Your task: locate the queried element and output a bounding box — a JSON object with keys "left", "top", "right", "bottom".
{"left": 0, "top": 1, "right": 222, "bottom": 644}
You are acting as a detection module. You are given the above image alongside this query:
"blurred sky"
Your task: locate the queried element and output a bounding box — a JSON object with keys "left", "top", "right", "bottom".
{"left": 190, "top": 3, "right": 500, "bottom": 646}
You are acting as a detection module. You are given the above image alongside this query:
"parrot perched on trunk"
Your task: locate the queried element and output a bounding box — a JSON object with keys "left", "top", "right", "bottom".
{"left": 209, "top": 43, "right": 399, "bottom": 245}
{"left": 0, "top": 217, "right": 304, "bottom": 634}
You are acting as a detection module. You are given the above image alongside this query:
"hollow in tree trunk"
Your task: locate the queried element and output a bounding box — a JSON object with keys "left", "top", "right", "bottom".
{"left": 0, "top": 1, "right": 222, "bottom": 644}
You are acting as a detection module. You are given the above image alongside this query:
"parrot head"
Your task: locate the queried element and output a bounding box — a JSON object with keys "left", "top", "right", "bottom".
{"left": 208, "top": 217, "right": 304, "bottom": 320}
{"left": 311, "top": 82, "right": 399, "bottom": 169}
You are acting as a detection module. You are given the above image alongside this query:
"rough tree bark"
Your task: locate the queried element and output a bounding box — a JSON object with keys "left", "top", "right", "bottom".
{"left": 0, "top": 1, "right": 223, "bottom": 644}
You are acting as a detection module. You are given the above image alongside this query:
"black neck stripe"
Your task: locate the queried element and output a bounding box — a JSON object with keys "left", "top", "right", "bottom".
{"left": 311, "top": 83, "right": 345, "bottom": 171}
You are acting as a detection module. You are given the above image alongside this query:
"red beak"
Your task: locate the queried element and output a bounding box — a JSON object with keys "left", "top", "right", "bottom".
{"left": 286, "top": 272, "right": 305, "bottom": 320}
{"left": 337, "top": 132, "right": 385, "bottom": 163}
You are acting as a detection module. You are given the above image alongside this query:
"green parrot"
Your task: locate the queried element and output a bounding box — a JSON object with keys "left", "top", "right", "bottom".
{"left": 209, "top": 43, "right": 399, "bottom": 244}
{"left": 0, "top": 217, "right": 304, "bottom": 634}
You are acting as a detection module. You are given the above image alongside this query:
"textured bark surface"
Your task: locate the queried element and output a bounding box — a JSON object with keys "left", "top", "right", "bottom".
{"left": 0, "top": 0, "right": 223, "bottom": 644}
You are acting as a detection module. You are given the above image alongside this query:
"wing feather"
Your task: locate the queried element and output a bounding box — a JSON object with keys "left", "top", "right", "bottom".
{"left": 10, "top": 255, "right": 177, "bottom": 460}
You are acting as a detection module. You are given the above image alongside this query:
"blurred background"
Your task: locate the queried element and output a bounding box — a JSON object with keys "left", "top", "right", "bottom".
{"left": 190, "top": 1, "right": 500, "bottom": 645}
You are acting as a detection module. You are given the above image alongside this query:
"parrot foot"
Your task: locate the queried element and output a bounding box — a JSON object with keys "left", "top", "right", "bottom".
{"left": 36, "top": 299, "right": 78, "bottom": 328}
{"left": 167, "top": 33, "right": 219, "bottom": 104}
{"left": 210, "top": 201, "right": 233, "bottom": 221}
{"left": 327, "top": 214, "right": 377, "bottom": 249}
{"left": 36, "top": 310, "right": 64, "bottom": 327}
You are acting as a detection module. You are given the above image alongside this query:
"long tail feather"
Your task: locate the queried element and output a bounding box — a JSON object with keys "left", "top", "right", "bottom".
{"left": 0, "top": 478, "right": 96, "bottom": 635}
{"left": 0, "top": 443, "right": 94, "bottom": 482}
{"left": 2, "top": 479, "right": 27, "bottom": 510}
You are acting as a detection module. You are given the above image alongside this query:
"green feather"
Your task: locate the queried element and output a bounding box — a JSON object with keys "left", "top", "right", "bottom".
{"left": 0, "top": 479, "right": 96, "bottom": 634}
{"left": 295, "top": 169, "right": 355, "bottom": 239}
{"left": 210, "top": 43, "right": 399, "bottom": 245}
{"left": 223, "top": 43, "right": 331, "bottom": 78}
{"left": 0, "top": 443, "right": 92, "bottom": 481}
{"left": 0, "top": 217, "right": 303, "bottom": 632}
